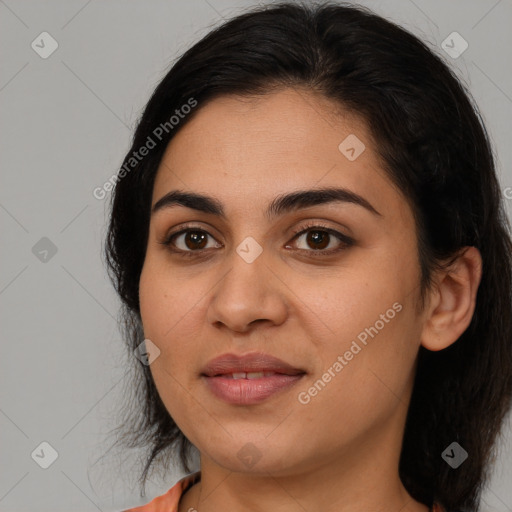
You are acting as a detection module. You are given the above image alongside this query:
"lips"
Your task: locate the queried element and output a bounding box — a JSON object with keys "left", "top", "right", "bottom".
{"left": 201, "top": 352, "right": 306, "bottom": 405}
{"left": 223, "top": 371, "right": 280, "bottom": 379}
{"left": 201, "top": 352, "right": 305, "bottom": 377}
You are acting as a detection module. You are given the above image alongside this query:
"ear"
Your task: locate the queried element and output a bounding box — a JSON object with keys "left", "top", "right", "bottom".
{"left": 420, "top": 246, "right": 482, "bottom": 352}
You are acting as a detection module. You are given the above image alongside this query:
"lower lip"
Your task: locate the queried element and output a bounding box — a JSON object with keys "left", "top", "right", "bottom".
{"left": 202, "top": 373, "right": 305, "bottom": 405}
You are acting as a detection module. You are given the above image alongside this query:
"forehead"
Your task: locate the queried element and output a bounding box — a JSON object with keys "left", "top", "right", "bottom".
{"left": 151, "top": 88, "right": 406, "bottom": 223}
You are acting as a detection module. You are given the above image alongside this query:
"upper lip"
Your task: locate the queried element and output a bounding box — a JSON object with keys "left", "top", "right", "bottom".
{"left": 201, "top": 352, "right": 306, "bottom": 377}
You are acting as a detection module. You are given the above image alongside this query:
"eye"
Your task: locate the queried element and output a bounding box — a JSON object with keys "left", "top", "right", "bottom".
{"left": 160, "top": 225, "right": 221, "bottom": 256}
{"left": 286, "top": 222, "right": 354, "bottom": 256}
{"left": 159, "top": 221, "right": 354, "bottom": 258}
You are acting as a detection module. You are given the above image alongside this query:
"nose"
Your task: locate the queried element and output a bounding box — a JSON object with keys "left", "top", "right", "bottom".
{"left": 206, "top": 248, "right": 288, "bottom": 334}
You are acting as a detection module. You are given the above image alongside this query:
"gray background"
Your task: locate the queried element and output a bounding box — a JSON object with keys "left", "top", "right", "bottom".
{"left": 1, "top": 0, "right": 511, "bottom": 510}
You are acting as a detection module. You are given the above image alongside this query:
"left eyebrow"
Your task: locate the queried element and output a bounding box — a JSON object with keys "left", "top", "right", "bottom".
{"left": 151, "top": 186, "right": 382, "bottom": 219}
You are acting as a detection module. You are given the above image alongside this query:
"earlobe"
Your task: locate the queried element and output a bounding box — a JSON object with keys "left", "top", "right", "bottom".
{"left": 420, "top": 246, "right": 482, "bottom": 352}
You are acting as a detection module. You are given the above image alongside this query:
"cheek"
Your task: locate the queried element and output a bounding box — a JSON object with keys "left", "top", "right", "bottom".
{"left": 139, "top": 257, "right": 192, "bottom": 339}
{"left": 138, "top": 259, "right": 208, "bottom": 380}
{"left": 298, "top": 266, "right": 406, "bottom": 347}
{"left": 298, "top": 258, "right": 421, "bottom": 403}
{"left": 138, "top": 263, "right": 202, "bottom": 429}
{"left": 296, "top": 309, "right": 420, "bottom": 444}
{"left": 138, "top": 266, "right": 165, "bottom": 340}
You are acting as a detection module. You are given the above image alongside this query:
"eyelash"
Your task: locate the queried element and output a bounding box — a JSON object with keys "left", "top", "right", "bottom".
{"left": 159, "top": 221, "right": 354, "bottom": 259}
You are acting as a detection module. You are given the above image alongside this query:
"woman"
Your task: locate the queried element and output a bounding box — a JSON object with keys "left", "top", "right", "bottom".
{"left": 103, "top": 2, "right": 512, "bottom": 511}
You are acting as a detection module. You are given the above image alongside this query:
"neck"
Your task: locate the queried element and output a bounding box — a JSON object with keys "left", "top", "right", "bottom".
{"left": 179, "top": 408, "right": 429, "bottom": 512}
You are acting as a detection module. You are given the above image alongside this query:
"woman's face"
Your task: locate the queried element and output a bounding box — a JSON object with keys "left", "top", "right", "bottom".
{"left": 139, "top": 88, "right": 428, "bottom": 476}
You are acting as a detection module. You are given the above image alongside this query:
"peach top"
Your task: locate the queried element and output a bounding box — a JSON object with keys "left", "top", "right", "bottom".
{"left": 123, "top": 471, "right": 450, "bottom": 512}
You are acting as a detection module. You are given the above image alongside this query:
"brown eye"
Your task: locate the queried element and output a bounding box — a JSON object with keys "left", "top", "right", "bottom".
{"left": 182, "top": 230, "right": 208, "bottom": 250}
{"left": 285, "top": 223, "right": 355, "bottom": 257}
{"left": 163, "top": 228, "right": 221, "bottom": 253}
{"left": 292, "top": 228, "right": 349, "bottom": 252}
{"left": 160, "top": 223, "right": 353, "bottom": 259}
{"left": 303, "top": 230, "right": 330, "bottom": 250}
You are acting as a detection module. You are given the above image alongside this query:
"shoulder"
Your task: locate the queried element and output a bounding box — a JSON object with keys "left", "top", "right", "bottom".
{"left": 122, "top": 471, "right": 201, "bottom": 512}
{"left": 432, "top": 501, "right": 465, "bottom": 512}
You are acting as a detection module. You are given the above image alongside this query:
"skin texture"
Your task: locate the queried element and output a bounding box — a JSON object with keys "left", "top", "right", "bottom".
{"left": 138, "top": 88, "right": 482, "bottom": 512}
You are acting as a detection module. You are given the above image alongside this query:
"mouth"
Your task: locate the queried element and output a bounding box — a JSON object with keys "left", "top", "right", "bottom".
{"left": 201, "top": 352, "right": 306, "bottom": 405}
{"left": 212, "top": 371, "right": 292, "bottom": 379}
{"left": 201, "top": 351, "right": 306, "bottom": 377}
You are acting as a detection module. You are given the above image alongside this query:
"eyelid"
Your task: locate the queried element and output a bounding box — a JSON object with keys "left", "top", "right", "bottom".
{"left": 159, "top": 220, "right": 354, "bottom": 256}
{"left": 287, "top": 221, "right": 354, "bottom": 254}
{"left": 160, "top": 222, "right": 221, "bottom": 245}
{"left": 289, "top": 220, "right": 351, "bottom": 239}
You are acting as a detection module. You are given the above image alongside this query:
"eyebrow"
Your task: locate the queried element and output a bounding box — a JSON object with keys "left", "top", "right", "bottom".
{"left": 151, "top": 187, "right": 382, "bottom": 219}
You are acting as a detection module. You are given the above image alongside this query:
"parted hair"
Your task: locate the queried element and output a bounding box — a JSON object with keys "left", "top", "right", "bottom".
{"left": 102, "top": 3, "right": 512, "bottom": 510}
